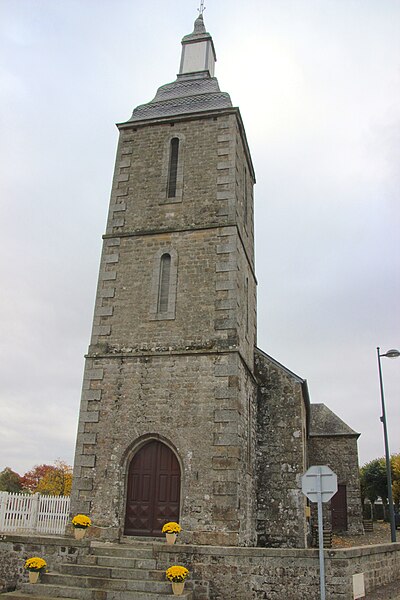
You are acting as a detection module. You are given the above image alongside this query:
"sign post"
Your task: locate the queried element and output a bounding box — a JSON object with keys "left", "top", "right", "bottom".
{"left": 302, "top": 466, "right": 338, "bottom": 600}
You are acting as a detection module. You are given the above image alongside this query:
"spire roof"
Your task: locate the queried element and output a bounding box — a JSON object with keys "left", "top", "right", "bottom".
{"left": 127, "top": 13, "right": 231, "bottom": 123}
{"left": 182, "top": 13, "right": 208, "bottom": 40}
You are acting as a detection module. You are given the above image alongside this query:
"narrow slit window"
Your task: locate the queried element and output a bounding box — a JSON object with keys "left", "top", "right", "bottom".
{"left": 158, "top": 254, "right": 171, "bottom": 313}
{"left": 167, "top": 138, "right": 180, "bottom": 198}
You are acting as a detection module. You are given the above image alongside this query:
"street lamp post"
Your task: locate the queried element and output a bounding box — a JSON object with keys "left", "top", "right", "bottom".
{"left": 376, "top": 347, "right": 400, "bottom": 543}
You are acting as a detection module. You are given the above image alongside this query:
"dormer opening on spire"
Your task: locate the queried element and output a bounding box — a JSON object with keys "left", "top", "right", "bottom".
{"left": 179, "top": 13, "right": 216, "bottom": 77}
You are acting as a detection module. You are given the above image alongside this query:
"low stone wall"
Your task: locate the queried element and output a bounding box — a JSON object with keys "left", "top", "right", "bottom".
{"left": 0, "top": 533, "right": 90, "bottom": 592}
{"left": 153, "top": 541, "right": 400, "bottom": 600}
{"left": 0, "top": 534, "right": 399, "bottom": 599}
{"left": 339, "top": 543, "right": 400, "bottom": 594}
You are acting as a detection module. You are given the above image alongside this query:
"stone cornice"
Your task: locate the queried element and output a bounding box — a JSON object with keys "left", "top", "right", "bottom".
{"left": 84, "top": 346, "right": 257, "bottom": 383}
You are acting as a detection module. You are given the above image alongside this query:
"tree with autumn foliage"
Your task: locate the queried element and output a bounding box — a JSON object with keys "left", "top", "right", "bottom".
{"left": 21, "top": 461, "right": 72, "bottom": 495}
{"left": 20, "top": 464, "right": 55, "bottom": 493}
{"left": 392, "top": 454, "right": 400, "bottom": 509}
{"left": 35, "top": 461, "right": 72, "bottom": 496}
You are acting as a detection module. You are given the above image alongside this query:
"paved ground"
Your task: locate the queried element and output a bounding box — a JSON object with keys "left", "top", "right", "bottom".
{"left": 366, "top": 580, "right": 400, "bottom": 600}
{"left": 332, "top": 521, "right": 395, "bottom": 548}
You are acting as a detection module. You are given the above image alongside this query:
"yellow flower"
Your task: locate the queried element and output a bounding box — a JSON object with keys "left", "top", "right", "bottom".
{"left": 162, "top": 521, "right": 181, "bottom": 534}
{"left": 24, "top": 557, "right": 47, "bottom": 572}
{"left": 72, "top": 514, "right": 92, "bottom": 528}
{"left": 165, "top": 565, "right": 189, "bottom": 582}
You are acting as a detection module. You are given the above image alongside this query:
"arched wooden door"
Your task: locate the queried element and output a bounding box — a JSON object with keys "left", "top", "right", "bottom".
{"left": 124, "top": 440, "right": 181, "bottom": 536}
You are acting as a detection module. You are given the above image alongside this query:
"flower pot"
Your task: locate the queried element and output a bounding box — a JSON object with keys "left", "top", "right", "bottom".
{"left": 172, "top": 581, "right": 185, "bottom": 596}
{"left": 165, "top": 532, "right": 177, "bottom": 545}
{"left": 28, "top": 571, "right": 40, "bottom": 584}
{"left": 74, "top": 527, "right": 86, "bottom": 540}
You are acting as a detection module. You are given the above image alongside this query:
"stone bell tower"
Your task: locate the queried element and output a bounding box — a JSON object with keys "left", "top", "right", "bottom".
{"left": 71, "top": 12, "right": 257, "bottom": 546}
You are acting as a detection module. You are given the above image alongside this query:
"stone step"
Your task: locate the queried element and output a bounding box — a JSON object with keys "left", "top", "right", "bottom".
{"left": 60, "top": 563, "right": 165, "bottom": 581}
{"left": 121, "top": 536, "right": 163, "bottom": 545}
{"left": 90, "top": 543, "right": 154, "bottom": 559}
{"left": 16, "top": 582, "right": 193, "bottom": 600}
{"left": 79, "top": 554, "right": 157, "bottom": 569}
{"left": 41, "top": 572, "right": 170, "bottom": 593}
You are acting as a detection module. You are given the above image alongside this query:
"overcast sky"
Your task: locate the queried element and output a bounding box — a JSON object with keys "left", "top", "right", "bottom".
{"left": 0, "top": 0, "right": 399, "bottom": 476}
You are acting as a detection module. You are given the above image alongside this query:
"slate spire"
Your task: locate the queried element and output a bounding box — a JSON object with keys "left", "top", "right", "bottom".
{"left": 128, "top": 12, "right": 231, "bottom": 122}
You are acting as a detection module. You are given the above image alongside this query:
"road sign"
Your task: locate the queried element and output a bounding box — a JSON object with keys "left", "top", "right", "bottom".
{"left": 302, "top": 465, "right": 338, "bottom": 503}
{"left": 301, "top": 466, "right": 338, "bottom": 600}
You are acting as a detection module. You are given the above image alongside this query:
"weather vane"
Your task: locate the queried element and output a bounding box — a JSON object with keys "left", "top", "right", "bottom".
{"left": 198, "top": 0, "right": 206, "bottom": 16}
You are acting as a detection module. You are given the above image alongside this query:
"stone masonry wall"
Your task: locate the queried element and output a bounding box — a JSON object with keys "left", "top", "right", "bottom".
{"left": 1, "top": 534, "right": 399, "bottom": 598}
{"left": 90, "top": 111, "right": 257, "bottom": 368}
{"left": 308, "top": 435, "right": 364, "bottom": 534}
{"left": 0, "top": 534, "right": 89, "bottom": 593}
{"left": 107, "top": 111, "right": 255, "bottom": 260}
{"left": 236, "top": 233, "right": 257, "bottom": 369}
{"left": 255, "top": 350, "right": 308, "bottom": 548}
{"left": 89, "top": 227, "right": 253, "bottom": 357}
{"left": 234, "top": 117, "right": 255, "bottom": 272}
{"left": 108, "top": 113, "right": 239, "bottom": 235}
{"left": 71, "top": 107, "right": 259, "bottom": 546}
{"left": 71, "top": 351, "right": 257, "bottom": 546}
{"left": 153, "top": 540, "right": 400, "bottom": 599}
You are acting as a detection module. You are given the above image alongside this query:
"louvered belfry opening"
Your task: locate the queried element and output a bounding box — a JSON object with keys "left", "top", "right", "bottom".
{"left": 167, "top": 137, "right": 179, "bottom": 197}
{"left": 158, "top": 253, "right": 171, "bottom": 313}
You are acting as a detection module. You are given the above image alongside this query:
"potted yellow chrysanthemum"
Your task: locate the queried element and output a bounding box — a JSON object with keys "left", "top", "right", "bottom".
{"left": 166, "top": 565, "right": 189, "bottom": 596}
{"left": 161, "top": 521, "right": 181, "bottom": 545}
{"left": 71, "top": 514, "right": 92, "bottom": 540}
{"left": 24, "top": 557, "right": 47, "bottom": 584}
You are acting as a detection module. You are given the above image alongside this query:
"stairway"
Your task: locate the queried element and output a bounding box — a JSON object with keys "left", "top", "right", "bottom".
{"left": 2, "top": 541, "right": 194, "bottom": 600}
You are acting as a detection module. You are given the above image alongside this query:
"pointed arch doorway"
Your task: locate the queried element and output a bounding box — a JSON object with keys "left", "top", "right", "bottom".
{"left": 124, "top": 440, "right": 181, "bottom": 536}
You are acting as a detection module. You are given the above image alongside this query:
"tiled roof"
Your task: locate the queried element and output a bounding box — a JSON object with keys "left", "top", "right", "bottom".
{"left": 309, "top": 403, "right": 359, "bottom": 437}
{"left": 128, "top": 73, "right": 232, "bottom": 122}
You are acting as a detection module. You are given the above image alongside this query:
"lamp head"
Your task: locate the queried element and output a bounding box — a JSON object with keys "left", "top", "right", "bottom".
{"left": 383, "top": 349, "right": 400, "bottom": 359}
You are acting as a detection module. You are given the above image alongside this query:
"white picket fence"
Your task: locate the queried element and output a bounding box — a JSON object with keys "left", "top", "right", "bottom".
{"left": 0, "top": 491, "right": 70, "bottom": 535}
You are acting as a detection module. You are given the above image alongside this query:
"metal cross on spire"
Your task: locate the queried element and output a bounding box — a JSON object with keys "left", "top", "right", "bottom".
{"left": 198, "top": 0, "right": 206, "bottom": 16}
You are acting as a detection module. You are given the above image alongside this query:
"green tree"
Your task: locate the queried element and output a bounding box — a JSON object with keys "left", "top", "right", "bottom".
{"left": 360, "top": 453, "right": 400, "bottom": 518}
{"left": 0, "top": 467, "right": 22, "bottom": 492}
{"left": 360, "top": 458, "right": 387, "bottom": 504}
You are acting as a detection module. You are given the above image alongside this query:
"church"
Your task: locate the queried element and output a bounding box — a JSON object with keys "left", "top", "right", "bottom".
{"left": 70, "top": 10, "right": 363, "bottom": 549}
